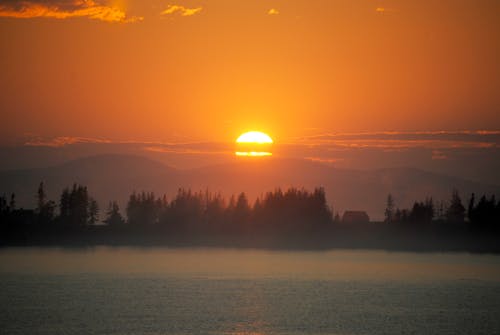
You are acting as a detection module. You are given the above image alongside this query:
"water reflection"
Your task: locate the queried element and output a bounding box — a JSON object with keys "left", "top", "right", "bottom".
{"left": 2, "top": 248, "right": 500, "bottom": 334}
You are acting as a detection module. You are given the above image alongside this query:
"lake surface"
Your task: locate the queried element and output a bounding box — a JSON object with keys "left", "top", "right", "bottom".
{"left": 1, "top": 247, "right": 500, "bottom": 334}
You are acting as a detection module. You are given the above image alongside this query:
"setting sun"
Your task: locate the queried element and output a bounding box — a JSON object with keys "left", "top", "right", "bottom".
{"left": 236, "top": 131, "right": 273, "bottom": 144}
{"left": 235, "top": 131, "right": 273, "bottom": 157}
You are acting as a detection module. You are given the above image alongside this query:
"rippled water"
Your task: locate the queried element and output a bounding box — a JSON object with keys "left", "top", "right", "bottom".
{"left": 1, "top": 247, "right": 500, "bottom": 335}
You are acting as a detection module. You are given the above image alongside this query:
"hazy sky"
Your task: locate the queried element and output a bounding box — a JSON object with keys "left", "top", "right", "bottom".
{"left": 1, "top": 0, "right": 499, "bottom": 145}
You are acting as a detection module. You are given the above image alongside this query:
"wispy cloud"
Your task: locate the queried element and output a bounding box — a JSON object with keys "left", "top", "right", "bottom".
{"left": 144, "top": 146, "right": 229, "bottom": 155}
{"left": 160, "top": 4, "right": 202, "bottom": 17}
{"left": 291, "top": 130, "right": 500, "bottom": 150}
{"left": 304, "top": 157, "right": 345, "bottom": 164}
{"left": 25, "top": 136, "right": 112, "bottom": 147}
{"left": 268, "top": 8, "right": 279, "bottom": 15}
{"left": 23, "top": 136, "right": 230, "bottom": 155}
{"left": 0, "top": 0, "right": 142, "bottom": 22}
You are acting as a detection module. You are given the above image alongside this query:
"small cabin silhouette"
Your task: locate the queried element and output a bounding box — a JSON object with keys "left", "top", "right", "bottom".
{"left": 342, "top": 211, "right": 370, "bottom": 224}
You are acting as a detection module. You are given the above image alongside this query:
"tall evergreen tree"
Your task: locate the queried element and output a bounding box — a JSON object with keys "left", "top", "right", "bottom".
{"left": 104, "top": 201, "right": 124, "bottom": 226}
{"left": 9, "top": 193, "right": 16, "bottom": 211}
{"left": 60, "top": 188, "right": 71, "bottom": 220}
{"left": 384, "top": 194, "right": 395, "bottom": 223}
{"left": 446, "top": 189, "right": 466, "bottom": 223}
{"left": 58, "top": 184, "right": 91, "bottom": 226}
{"left": 37, "top": 182, "right": 46, "bottom": 213}
{"left": 88, "top": 198, "right": 99, "bottom": 225}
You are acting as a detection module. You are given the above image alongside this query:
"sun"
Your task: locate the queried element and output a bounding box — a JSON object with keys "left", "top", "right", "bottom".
{"left": 235, "top": 131, "right": 273, "bottom": 157}
{"left": 236, "top": 131, "right": 273, "bottom": 144}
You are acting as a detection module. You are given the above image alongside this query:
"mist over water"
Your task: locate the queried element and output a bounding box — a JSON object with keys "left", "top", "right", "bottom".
{"left": 1, "top": 248, "right": 500, "bottom": 334}
{"left": 2, "top": 247, "right": 500, "bottom": 281}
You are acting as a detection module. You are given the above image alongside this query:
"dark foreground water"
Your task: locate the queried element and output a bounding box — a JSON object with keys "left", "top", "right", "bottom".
{"left": 1, "top": 248, "right": 500, "bottom": 335}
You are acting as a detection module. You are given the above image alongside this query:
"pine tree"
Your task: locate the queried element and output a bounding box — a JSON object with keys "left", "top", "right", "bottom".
{"left": 446, "top": 189, "right": 466, "bottom": 223}
{"left": 37, "top": 182, "right": 46, "bottom": 214}
{"left": 104, "top": 201, "right": 125, "bottom": 226}
{"left": 384, "top": 194, "right": 395, "bottom": 223}
{"left": 88, "top": 198, "right": 99, "bottom": 225}
{"left": 468, "top": 193, "right": 476, "bottom": 222}
{"left": 9, "top": 193, "right": 16, "bottom": 211}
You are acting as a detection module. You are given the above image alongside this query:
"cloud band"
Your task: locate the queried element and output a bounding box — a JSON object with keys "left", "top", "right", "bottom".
{"left": 0, "top": 0, "right": 142, "bottom": 22}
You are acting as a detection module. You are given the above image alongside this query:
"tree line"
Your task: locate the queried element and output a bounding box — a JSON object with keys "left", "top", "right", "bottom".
{"left": 0, "top": 183, "right": 332, "bottom": 236}
{"left": 384, "top": 190, "right": 500, "bottom": 230}
{"left": 1, "top": 182, "right": 499, "bottom": 244}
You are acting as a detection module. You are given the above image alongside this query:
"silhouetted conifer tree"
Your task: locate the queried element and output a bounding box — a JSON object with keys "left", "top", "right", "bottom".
{"left": 58, "top": 184, "right": 91, "bottom": 226}
{"left": 60, "top": 188, "right": 71, "bottom": 220}
{"left": 37, "top": 182, "right": 46, "bottom": 212}
{"left": 409, "top": 198, "right": 434, "bottom": 223}
{"left": 0, "top": 194, "right": 7, "bottom": 214}
{"left": 88, "top": 198, "right": 99, "bottom": 225}
{"left": 36, "top": 182, "right": 55, "bottom": 224}
{"left": 233, "top": 192, "right": 251, "bottom": 227}
{"left": 9, "top": 193, "right": 16, "bottom": 211}
{"left": 468, "top": 193, "right": 475, "bottom": 222}
{"left": 126, "top": 191, "right": 158, "bottom": 225}
{"left": 446, "top": 189, "right": 465, "bottom": 223}
{"left": 385, "top": 194, "right": 395, "bottom": 223}
{"left": 104, "top": 201, "right": 124, "bottom": 226}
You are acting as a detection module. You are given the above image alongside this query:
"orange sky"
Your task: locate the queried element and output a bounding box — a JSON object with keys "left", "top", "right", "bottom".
{"left": 0, "top": 0, "right": 499, "bottom": 144}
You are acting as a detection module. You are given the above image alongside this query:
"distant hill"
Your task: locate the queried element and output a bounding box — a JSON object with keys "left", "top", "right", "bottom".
{"left": 0, "top": 154, "right": 498, "bottom": 220}
{"left": 183, "top": 158, "right": 500, "bottom": 220}
{"left": 0, "top": 155, "right": 180, "bottom": 214}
